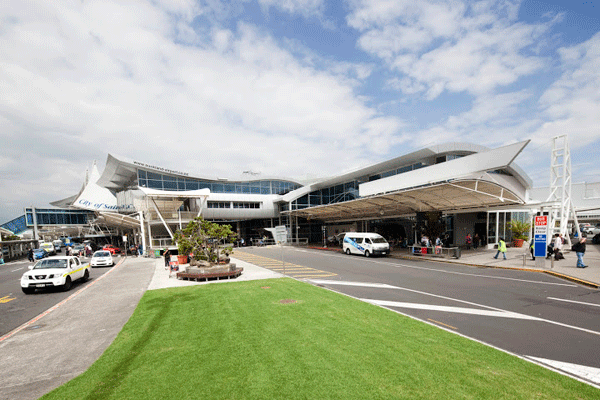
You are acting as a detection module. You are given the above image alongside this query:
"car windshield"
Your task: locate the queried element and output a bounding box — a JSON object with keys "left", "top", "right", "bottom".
{"left": 94, "top": 251, "right": 111, "bottom": 257}
{"left": 34, "top": 259, "right": 68, "bottom": 269}
{"left": 372, "top": 237, "right": 387, "bottom": 243}
{"left": 33, "top": 248, "right": 44, "bottom": 253}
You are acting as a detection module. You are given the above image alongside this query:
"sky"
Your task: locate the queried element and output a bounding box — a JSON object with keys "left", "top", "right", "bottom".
{"left": 1, "top": 0, "right": 599, "bottom": 224}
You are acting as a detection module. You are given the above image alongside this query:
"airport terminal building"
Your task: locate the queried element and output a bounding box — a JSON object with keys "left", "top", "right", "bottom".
{"left": 38, "top": 140, "right": 540, "bottom": 252}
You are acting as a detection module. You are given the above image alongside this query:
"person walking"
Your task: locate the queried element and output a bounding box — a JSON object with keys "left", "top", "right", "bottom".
{"left": 572, "top": 235, "right": 587, "bottom": 268}
{"left": 466, "top": 234, "right": 472, "bottom": 250}
{"left": 473, "top": 233, "right": 480, "bottom": 250}
{"left": 28, "top": 248, "right": 34, "bottom": 262}
{"left": 494, "top": 238, "right": 507, "bottom": 260}
{"left": 163, "top": 248, "right": 171, "bottom": 270}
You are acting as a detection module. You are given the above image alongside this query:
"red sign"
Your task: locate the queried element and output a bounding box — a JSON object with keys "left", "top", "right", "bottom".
{"left": 535, "top": 216, "right": 547, "bottom": 226}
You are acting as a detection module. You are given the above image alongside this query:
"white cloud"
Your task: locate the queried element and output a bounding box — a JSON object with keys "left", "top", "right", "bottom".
{"left": 0, "top": 0, "right": 406, "bottom": 222}
{"left": 257, "top": 0, "right": 325, "bottom": 18}
{"left": 348, "top": 0, "right": 554, "bottom": 99}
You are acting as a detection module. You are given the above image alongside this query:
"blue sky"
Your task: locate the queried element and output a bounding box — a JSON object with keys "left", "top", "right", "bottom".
{"left": 0, "top": 0, "right": 599, "bottom": 223}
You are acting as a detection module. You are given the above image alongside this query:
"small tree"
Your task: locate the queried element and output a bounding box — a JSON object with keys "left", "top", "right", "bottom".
{"left": 508, "top": 220, "right": 531, "bottom": 241}
{"left": 174, "top": 217, "right": 236, "bottom": 264}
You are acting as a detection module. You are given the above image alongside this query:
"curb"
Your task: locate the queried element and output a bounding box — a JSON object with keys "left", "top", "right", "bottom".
{"left": 307, "top": 246, "right": 599, "bottom": 289}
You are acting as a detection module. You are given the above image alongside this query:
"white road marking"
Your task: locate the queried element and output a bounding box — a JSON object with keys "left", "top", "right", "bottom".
{"left": 11, "top": 267, "right": 24, "bottom": 272}
{"left": 527, "top": 356, "right": 600, "bottom": 385}
{"left": 299, "top": 248, "right": 577, "bottom": 287}
{"left": 310, "top": 279, "right": 600, "bottom": 337}
{"left": 548, "top": 297, "right": 600, "bottom": 308}
{"left": 363, "top": 299, "right": 538, "bottom": 320}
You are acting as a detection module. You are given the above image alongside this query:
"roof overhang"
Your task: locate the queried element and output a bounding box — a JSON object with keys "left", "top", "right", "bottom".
{"left": 96, "top": 212, "right": 141, "bottom": 229}
{"left": 289, "top": 178, "right": 525, "bottom": 222}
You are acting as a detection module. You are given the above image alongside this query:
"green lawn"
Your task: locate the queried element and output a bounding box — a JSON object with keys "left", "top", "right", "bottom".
{"left": 43, "top": 278, "right": 599, "bottom": 399}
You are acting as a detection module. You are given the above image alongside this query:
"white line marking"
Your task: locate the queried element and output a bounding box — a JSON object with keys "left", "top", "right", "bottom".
{"left": 311, "top": 279, "right": 600, "bottom": 337}
{"left": 301, "top": 248, "right": 577, "bottom": 287}
{"left": 11, "top": 267, "right": 24, "bottom": 272}
{"left": 363, "top": 299, "right": 539, "bottom": 320}
{"left": 548, "top": 297, "right": 600, "bottom": 308}
{"left": 527, "top": 356, "right": 600, "bottom": 385}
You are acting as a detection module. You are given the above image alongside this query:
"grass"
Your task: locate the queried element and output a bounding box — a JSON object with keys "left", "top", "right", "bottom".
{"left": 43, "top": 278, "right": 599, "bottom": 399}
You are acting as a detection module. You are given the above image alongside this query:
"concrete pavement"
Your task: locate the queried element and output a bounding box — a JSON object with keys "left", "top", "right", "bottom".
{"left": 0, "top": 255, "right": 281, "bottom": 400}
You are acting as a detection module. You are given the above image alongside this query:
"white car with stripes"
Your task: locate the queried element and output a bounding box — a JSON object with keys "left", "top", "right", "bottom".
{"left": 21, "top": 256, "right": 90, "bottom": 294}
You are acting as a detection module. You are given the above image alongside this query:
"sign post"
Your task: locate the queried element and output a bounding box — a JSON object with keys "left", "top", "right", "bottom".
{"left": 534, "top": 216, "right": 547, "bottom": 268}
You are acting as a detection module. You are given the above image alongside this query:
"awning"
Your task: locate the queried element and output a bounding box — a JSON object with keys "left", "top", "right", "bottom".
{"left": 288, "top": 178, "right": 524, "bottom": 222}
{"left": 96, "top": 212, "right": 141, "bottom": 229}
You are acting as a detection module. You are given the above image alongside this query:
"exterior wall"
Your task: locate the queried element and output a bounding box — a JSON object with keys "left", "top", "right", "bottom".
{"left": 202, "top": 193, "right": 281, "bottom": 220}
{"left": 453, "top": 213, "right": 475, "bottom": 247}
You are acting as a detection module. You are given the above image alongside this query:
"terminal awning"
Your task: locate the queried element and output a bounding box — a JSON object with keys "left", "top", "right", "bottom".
{"left": 96, "top": 212, "right": 141, "bottom": 229}
{"left": 289, "top": 178, "right": 524, "bottom": 222}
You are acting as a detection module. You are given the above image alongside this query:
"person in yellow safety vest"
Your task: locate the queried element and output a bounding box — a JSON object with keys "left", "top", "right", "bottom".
{"left": 493, "top": 238, "right": 507, "bottom": 260}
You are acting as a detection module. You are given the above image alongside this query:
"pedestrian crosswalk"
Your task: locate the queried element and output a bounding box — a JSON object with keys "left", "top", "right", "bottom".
{"left": 233, "top": 251, "right": 337, "bottom": 279}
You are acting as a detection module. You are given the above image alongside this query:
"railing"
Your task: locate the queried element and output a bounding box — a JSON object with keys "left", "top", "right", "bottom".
{"left": 409, "top": 245, "right": 461, "bottom": 259}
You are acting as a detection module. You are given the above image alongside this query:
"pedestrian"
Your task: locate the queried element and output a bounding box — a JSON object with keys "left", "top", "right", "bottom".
{"left": 138, "top": 244, "right": 143, "bottom": 256}
{"left": 530, "top": 240, "right": 535, "bottom": 261}
{"left": 553, "top": 233, "right": 564, "bottom": 260}
{"left": 163, "top": 248, "right": 171, "bottom": 269}
{"left": 466, "top": 234, "right": 472, "bottom": 250}
{"left": 493, "top": 238, "right": 507, "bottom": 260}
{"left": 66, "top": 246, "right": 71, "bottom": 256}
{"left": 572, "top": 235, "right": 587, "bottom": 268}
{"left": 473, "top": 233, "right": 480, "bottom": 250}
{"left": 28, "top": 248, "right": 34, "bottom": 262}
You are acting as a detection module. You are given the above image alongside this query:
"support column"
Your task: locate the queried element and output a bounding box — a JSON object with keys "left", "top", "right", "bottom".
{"left": 139, "top": 212, "right": 147, "bottom": 255}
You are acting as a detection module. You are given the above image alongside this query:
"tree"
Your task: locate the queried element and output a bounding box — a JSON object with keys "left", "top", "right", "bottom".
{"left": 508, "top": 220, "right": 531, "bottom": 241}
{"left": 174, "top": 217, "right": 236, "bottom": 264}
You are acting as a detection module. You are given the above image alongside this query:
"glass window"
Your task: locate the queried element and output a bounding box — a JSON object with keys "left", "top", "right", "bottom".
{"left": 147, "top": 180, "right": 163, "bottom": 189}
{"left": 147, "top": 171, "right": 162, "bottom": 180}
{"left": 138, "top": 170, "right": 147, "bottom": 179}
{"left": 186, "top": 180, "right": 199, "bottom": 190}
{"left": 224, "top": 183, "right": 235, "bottom": 193}
{"left": 212, "top": 183, "right": 224, "bottom": 192}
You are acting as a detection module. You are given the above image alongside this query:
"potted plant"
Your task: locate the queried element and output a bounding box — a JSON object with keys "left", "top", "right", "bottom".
{"left": 174, "top": 217, "right": 236, "bottom": 267}
{"left": 508, "top": 220, "right": 531, "bottom": 247}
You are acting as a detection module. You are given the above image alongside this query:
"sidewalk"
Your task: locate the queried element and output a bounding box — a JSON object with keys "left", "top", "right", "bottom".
{"left": 388, "top": 243, "right": 600, "bottom": 288}
{"left": 0, "top": 256, "right": 281, "bottom": 400}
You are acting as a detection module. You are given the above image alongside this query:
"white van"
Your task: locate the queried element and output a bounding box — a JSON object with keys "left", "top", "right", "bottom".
{"left": 343, "top": 233, "right": 389, "bottom": 257}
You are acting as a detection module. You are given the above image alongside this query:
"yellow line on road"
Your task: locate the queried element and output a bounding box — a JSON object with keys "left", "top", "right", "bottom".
{"left": 0, "top": 295, "right": 16, "bottom": 304}
{"left": 427, "top": 318, "right": 457, "bottom": 330}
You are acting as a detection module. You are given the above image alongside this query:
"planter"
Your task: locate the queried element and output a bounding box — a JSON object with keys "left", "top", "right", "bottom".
{"left": 177, "top": 255, "right": 188, "bottom": 264}
{"left": 513, "top": 239, "right": 524, "bottom": 248}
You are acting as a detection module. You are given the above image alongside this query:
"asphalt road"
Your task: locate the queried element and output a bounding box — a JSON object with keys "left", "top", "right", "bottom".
{"left": 0, "top": 256, "right": 115, "bottom": 337}
{"left": 235, "top": 246, "right": 600, "bottom": 382}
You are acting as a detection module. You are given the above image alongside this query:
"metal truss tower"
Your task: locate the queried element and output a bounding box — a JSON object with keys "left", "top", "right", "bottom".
{"left": 545, "top": 135, "right": 579, "bottom": 247}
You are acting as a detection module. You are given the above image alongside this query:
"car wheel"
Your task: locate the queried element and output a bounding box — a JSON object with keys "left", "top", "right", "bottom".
{"left": 62, "top": 276, "right": 72, "bottom": 292}
{"left": 22, "top": 287, "right": 35, "bottom": 295}
{"left": 364, "top": 250, "right": 370, "bottom": 258}
{"left": 82, "top": 269, "right": 89, "bottom": 282}
{"left": 345, "top": 248, "right": 351, "bottom": 255}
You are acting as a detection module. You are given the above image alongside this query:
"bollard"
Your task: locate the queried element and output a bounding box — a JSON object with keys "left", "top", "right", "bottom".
{"left": 550, "top": 256, "right": 554, "bottom": 269}
{"left": 522, "top": 253, "right": 526, "bottom": 267}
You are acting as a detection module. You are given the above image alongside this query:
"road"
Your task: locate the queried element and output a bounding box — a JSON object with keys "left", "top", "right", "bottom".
{"left": 0, "top": 257, "right": 115, "bottom": 337}
{"left": 234, "top": 246, "right": 600, "bottom": 385}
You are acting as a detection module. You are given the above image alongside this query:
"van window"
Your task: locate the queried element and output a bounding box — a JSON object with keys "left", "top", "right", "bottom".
{"left": 365, "top": 238, "right": 372, "bottom": 244}
{"left": 372, "top": 238, "right": 387, "bottom": 243}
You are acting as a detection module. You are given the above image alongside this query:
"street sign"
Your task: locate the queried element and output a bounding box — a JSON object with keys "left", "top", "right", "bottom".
{"left": 534, "top": 216, "right": 547, "bottom": 258}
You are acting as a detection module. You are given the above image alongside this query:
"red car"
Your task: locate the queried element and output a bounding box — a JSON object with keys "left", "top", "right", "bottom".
{"left": 102, "top": 244, "right": 121, "bottom": 255}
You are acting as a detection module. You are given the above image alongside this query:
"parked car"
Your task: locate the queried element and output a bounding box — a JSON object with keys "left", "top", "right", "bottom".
{"left": 20, "top": 256, "right": 90, "bottom": 294}
{"left": 32, "top": 248, "right": 48, "bottom": 260}
{"left": 40, "top": 242, "right": 56, "bottom": 256}
{"left": 53, "top": 240, "right": 62, "bottom": 253}
{"left": 102, "top": 244, "right": 121, "bottom": 255}
{"left": 585, "top": 225, "right": 600, "bottom": 236}
{"left": 90, "top": 250, "right": 114, "bottom": 267}
{"left": 592, "top": 233, "right": 600, "bottom": 245}
{"left": 70, "top": 244, "right": 85, "bottom": 256}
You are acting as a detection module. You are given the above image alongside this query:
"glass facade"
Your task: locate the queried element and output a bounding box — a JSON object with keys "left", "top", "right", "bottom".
{"left": 24, "top": 208, "right": 94, "bottom": 227}
{"left": 290, "top": 161, "right": 428, "bottom": 210}
{"left": 137, "top": 169, "right": 300, "bottom": 195}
